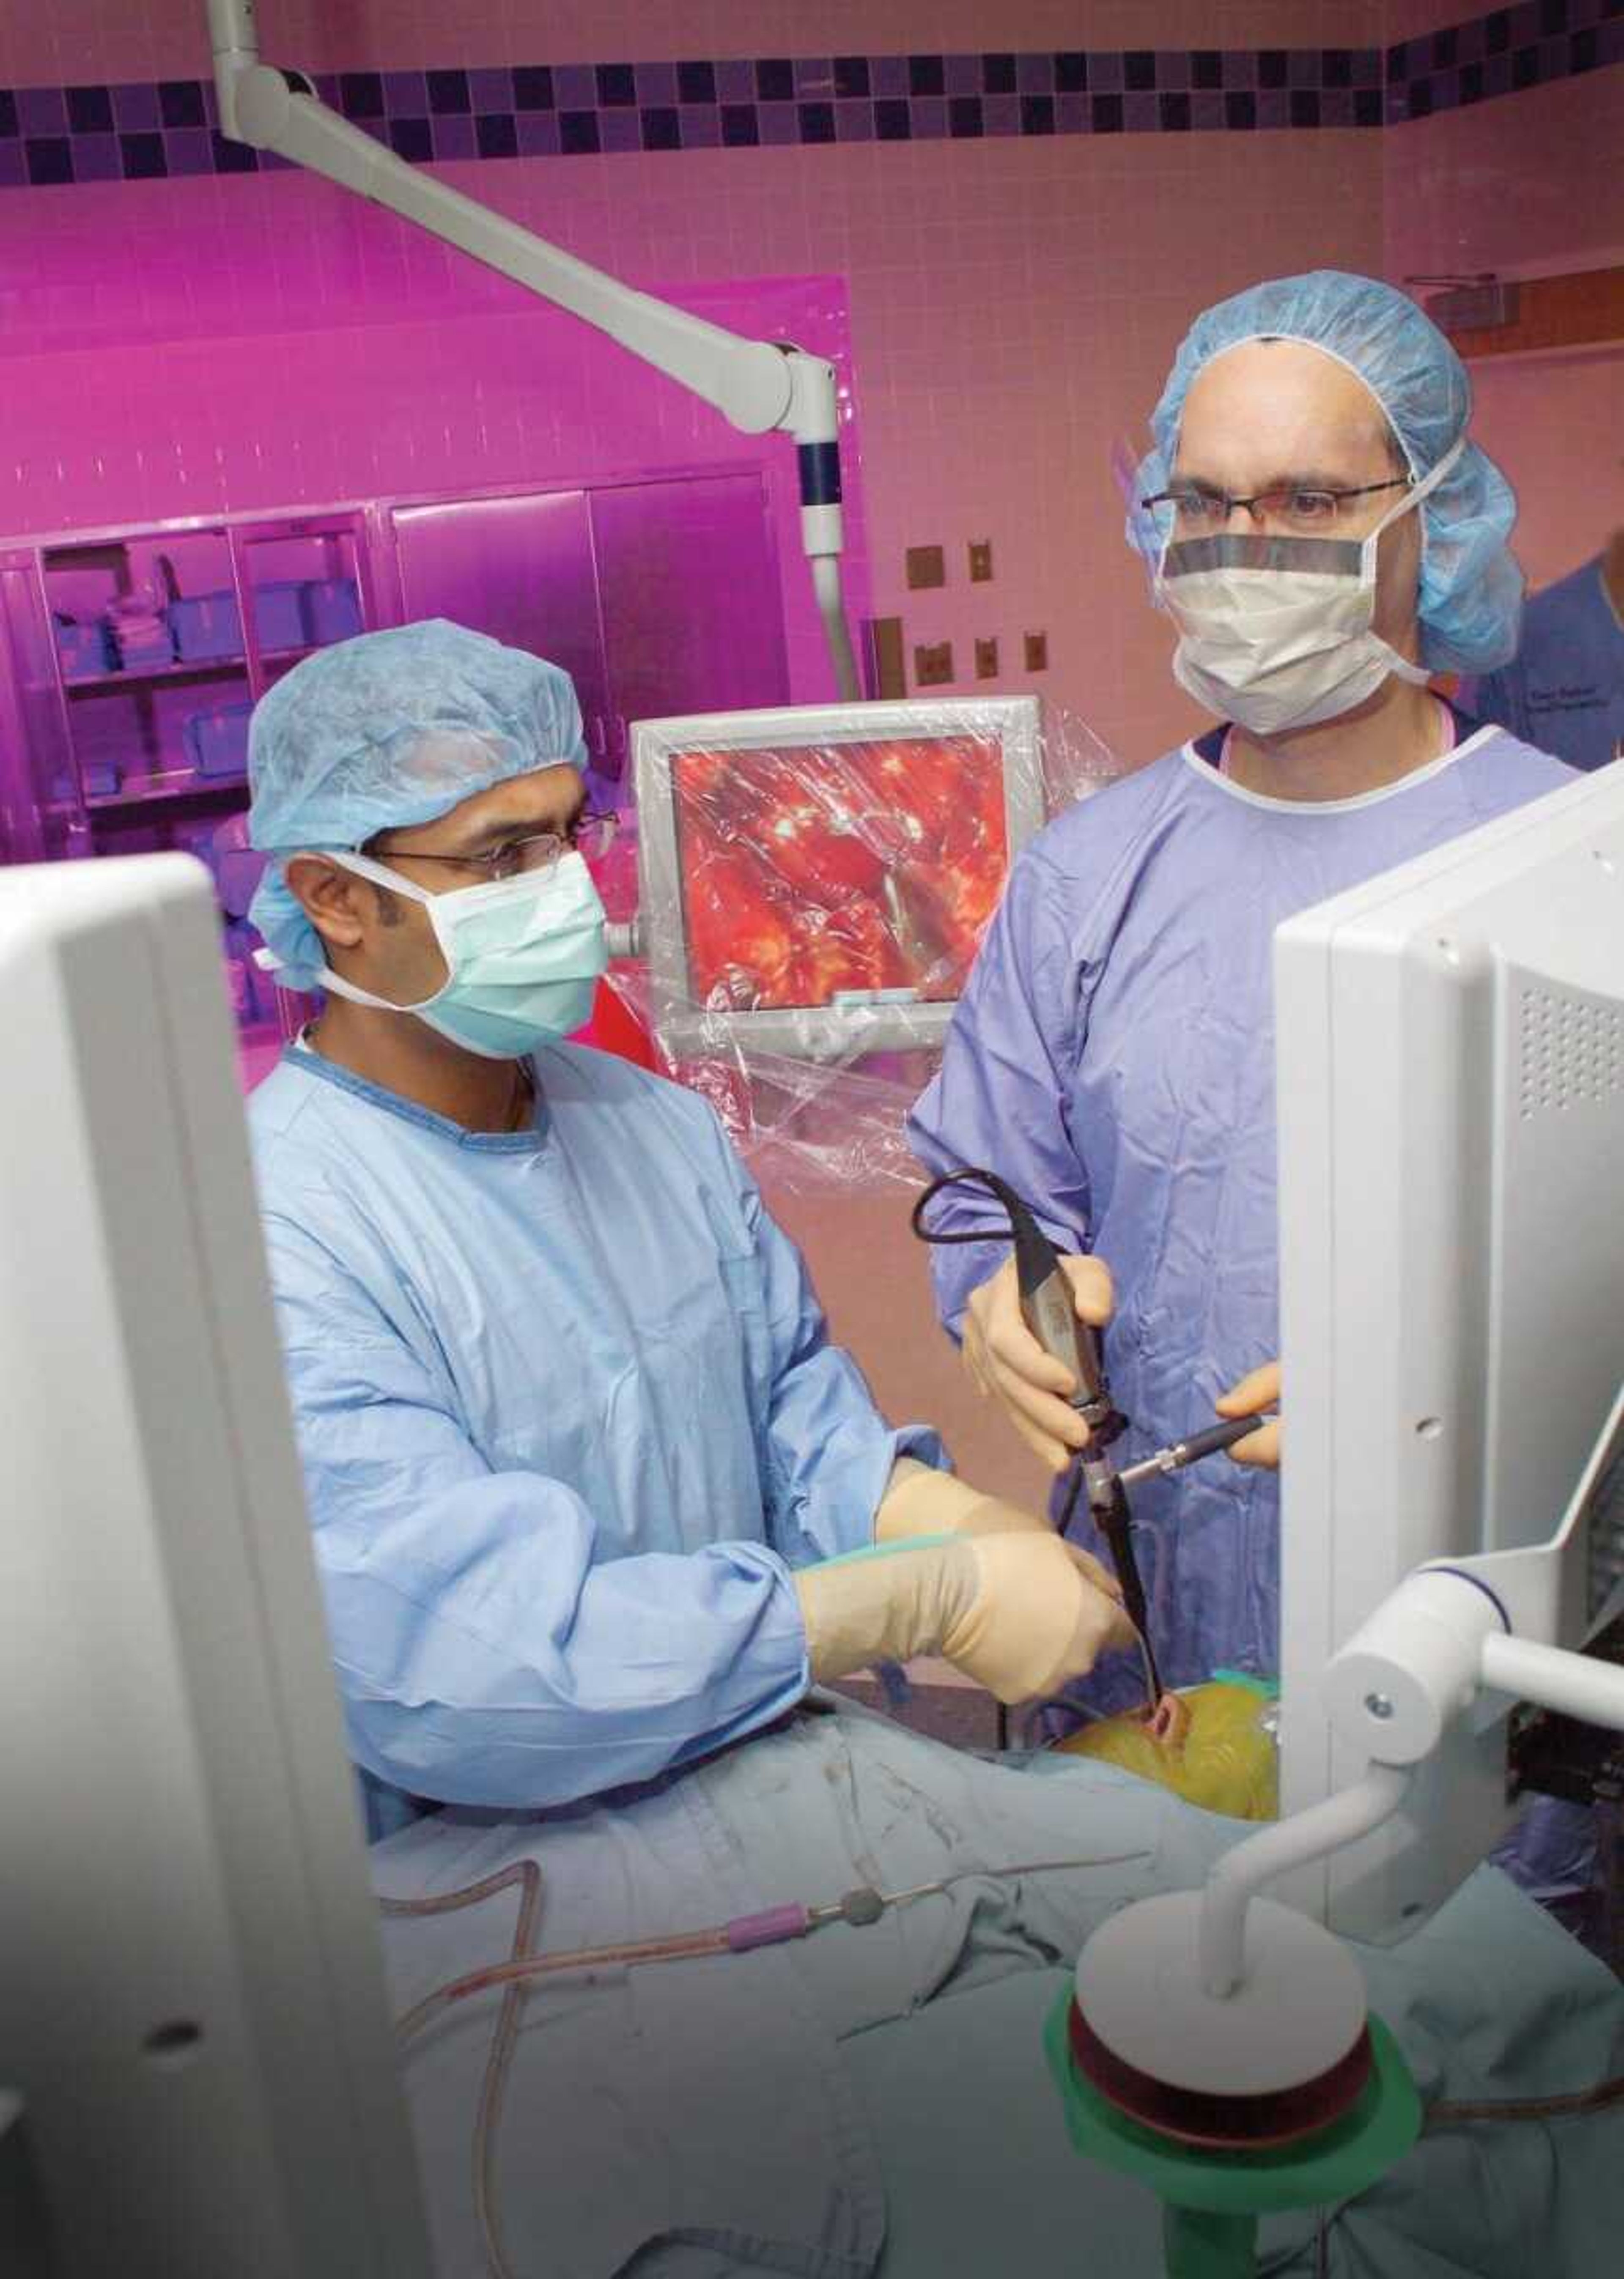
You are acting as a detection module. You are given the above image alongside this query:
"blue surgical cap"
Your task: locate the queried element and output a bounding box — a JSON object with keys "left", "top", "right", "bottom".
{"left": 247, "top": 620, "right": 586, "bottom": 987}
{"left": 1126, "top": 270, "right": 1523, "bottom": 674}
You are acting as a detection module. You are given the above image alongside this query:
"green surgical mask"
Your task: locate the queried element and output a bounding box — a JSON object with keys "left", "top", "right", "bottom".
{"left": 315, "top": 848, "right": 609, "bottom": 1060}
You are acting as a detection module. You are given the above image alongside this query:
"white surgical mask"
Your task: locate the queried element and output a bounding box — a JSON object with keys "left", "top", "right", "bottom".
{"left": 1155, "top": 441, "right": 1462, "bottom": 736}
{"left": 281, "top": 848, "right": 609, "bottom": 1060}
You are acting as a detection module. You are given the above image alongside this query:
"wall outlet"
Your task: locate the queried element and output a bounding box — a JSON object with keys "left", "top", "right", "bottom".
{"left": 1023, "top": 630, "right": 1048, "bottom": 672}
{"left": 974, "top": 636, "right": 999, "bottom": 680}
{"left": 914, "top": 640, "right": 955, "bottom": 687}
{"left": 905, "top": 544, "right": 946, "bottom": 590}
{"left": 968, "top": 540, "right": 993, "bottom": 583}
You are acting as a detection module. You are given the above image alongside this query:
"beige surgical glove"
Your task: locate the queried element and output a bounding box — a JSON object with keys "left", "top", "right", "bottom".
{"left": 962, "top": 1251, "right": 1116, "bottom": 1474}
{"left": 794, "top": 1530, "right": 1135, "bottom": 1706}
{"left": 1215, "top": 1360, "right": 1283, "bottom": 1470}
{"left": 872, "top": 1454, "right": 1054, "bottom": 1544}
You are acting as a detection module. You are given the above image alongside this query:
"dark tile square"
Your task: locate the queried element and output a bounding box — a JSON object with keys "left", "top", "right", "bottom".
{"left": 119, "top": 131, "right": 167, "bottom": 177}
{"left": 0, "top": 91, "right": 16, "bottom": 139}
{"left": 338, "top": 72, "right": 385, "bottom": 119}
{"left": 25, "top": 136, "right": 73, "bottom": 184}
{"left": 909, "top": 54, "right": 944, "bottom": 95}
{"left": 637, "top": 105, "right": 678, "bottom": 149}
{"left": 388, "top": 116, "right": 432, "bottom": 161}
{"left": 159, "top": 80, "right": 205, "bottom": 128}
{"left": 476, "top": 111, "right": 518, "bottom": 157}
{"left": 833, "top": 56, "right": 869, "bottom": 97}
{"left": 595, "top": 64, "right": 634, "bottom": 107}
{"left": 982, "top": 53, "right": 1017, "bottom": 94}
{"left": 755, "top": 58, "right": 794, "bottom": 101}
{"left": 1160, "top": 91, "right": 1192, "bottom": 129}
{"left": 1407, "top": 76, "right": 1435, "bottom": 116}
{"left": 1460, "top": 60, "right": 1486, "bottom": 101}
{"left": 1290, "top": 89, "right": 1321, "bottom": 126}
{"left": 1125, "top": 51, "right": 1156, "bottom": 90}
{"left": 798, "top": 100, "right": 835, "bottom": 143}
{"left": 1322, "top": 49, "right": 1353, "bottom": 88}
{"left": 1432, "top": 27, "right": 1459, "bottom": 67}
{"left": 424, "top": 68, "right": 469, "bottom": 114}
{"left": 211, "top": 126, "right": 258, "bottom": 172}
{"left": 559, "top": 110, "right": 601, "bottom": 154}
{"left": 1092, "top": 92, "right": 1124, "bottom": 132}
{"left": 721, "top": 104, "right": 759, "bottom": 146}
{"left": 1354, "top": 87, "right": 1384, "bottom": 126}
{"left": 1056, "top": 52, "right": 1088, "bottom": 91}
{"left": 875, "top": 99, "right": 911, "bottom": 139}
{"left": 949, "top": 95, "right": 984, "bottom": 136}
{"left": 1486, "top": 11, "right": 1513, "bottom": 54}
{"left": 1022, "top": 93, "right": 1055, "bottom": 133}
{"left": 514, "top": 67, "right": 555, "bottom": 111}
{"left": 1225, "top": 90, "right": 1257, "bottom": 129}
{"left": 1571, "top": 27, "right": 1599, "bottom": 67}
{"left": 1512, "top": 42, "right": 1543, "bottom": 83}
{"left": 1386, "top": 40, "right": 1409, "bottom": 78}
{"left": 678, "top": 61, "right": 716, "bottom": 104}
{"left": 66, "top": 84, "right": 113, "bottom": 135}
{"left": 1259, "top": 50, "right": 1288, "bottom": 88}
{"left": 1193, "top": 51, "right": 1223, "bottom": 89}
{"left": 1540, "top": 0, "right": 1570, "bottom": 30}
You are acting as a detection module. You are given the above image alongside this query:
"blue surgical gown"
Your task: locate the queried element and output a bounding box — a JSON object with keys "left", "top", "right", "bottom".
{"left": 909, "top": 720, "right": 1573, "bottom": 1717}
{"left": 1465, "top": 554, "right": 1624, "bottom": 773}
{"left": 248, "top": 1041, "right": 942, "bottom": 1831}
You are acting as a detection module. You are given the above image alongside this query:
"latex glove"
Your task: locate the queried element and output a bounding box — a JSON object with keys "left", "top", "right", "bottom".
{"left": 1215, "top": 1360, "right": 1282, "bottom": 1469}
{"left": 872, "top": 1455, "right": 1054, "bottom": 1544}
{"left": 962, "top": 1250, "right": 1115, "bottom": 1475}
{"left": 795, "top": 1530, "right": 1134, "bottom": 1705}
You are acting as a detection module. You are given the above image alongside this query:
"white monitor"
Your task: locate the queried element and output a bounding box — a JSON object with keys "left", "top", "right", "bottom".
{"left": 1276, "top": 762, "right": 1624, "bottom": 1941}
{"left": 633, "top": 697, "right": 1046, "bottom": 1060}
{"left": 0, "top": 856, "right": 433, "bottom": 2279}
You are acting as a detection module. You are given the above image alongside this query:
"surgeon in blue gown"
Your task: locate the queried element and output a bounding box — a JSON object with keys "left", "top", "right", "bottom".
{"left": 244, "top": 620, "right": 1133, "bottom": 1842}
{"left": 1464, "top": 532, "right": 1624, "bottom": 772}
{"left": 909, "top": 274, "right": 1577, "bottom": 1758}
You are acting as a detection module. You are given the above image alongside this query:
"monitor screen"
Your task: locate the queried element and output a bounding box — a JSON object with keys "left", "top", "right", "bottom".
{"left": 634, "top": 697, "right": 1046, "bottom": 1059}
{"left": 673, "top": 733, "right": 1012, "bottom": 1014}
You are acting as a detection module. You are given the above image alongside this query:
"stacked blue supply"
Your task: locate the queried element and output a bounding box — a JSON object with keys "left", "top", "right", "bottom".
{"left": 184, "top": 699, "right": 255, "bottom": 780}
{"left": 168, "top": 590, "right": 244, "bottom": 664}
{"left": 53, "top": 614, "right": 115, "bottom": 680}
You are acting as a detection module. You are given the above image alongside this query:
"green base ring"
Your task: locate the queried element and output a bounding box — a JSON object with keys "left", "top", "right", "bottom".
{"left": 1044, "top": 1987, "right": 1421, "bottom": 2276}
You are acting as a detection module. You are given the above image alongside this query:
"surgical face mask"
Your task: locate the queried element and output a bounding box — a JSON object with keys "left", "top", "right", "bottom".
{"left": 310, "top": 848, "right": 609, "bottom": 1059}
{"left": 1155, "top": 441, "right": 1462, "bottom": 736}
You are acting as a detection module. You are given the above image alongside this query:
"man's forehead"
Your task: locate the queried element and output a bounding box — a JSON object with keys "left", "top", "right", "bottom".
{"left": 1175, "top": 340, "right": 1394, "bottom": 477}
{"left": 432, "top": 763, "right": 584, "bottom": 836}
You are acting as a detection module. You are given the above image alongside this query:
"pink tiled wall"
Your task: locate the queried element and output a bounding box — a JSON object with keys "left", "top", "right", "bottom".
{"left": 1385, "top": 61, "right": 1624, "bottom": 603}
{"left": 0, "top": 125, "right": 1385, "bottom": 765}
{"left": 0, "top": 4, "right": 1388, "bottom": 88}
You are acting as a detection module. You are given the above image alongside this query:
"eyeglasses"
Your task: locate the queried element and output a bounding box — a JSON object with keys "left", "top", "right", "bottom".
{"left": 368, "top": 812, "right": 619, "bottom": 883}
{"left": 1141, "top": 478, "right": 1412, "bottom": 535}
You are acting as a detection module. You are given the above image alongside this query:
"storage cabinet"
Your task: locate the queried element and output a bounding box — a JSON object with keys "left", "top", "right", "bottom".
{"left": 0, "top": 466, "right": 793, "bottom": 1082}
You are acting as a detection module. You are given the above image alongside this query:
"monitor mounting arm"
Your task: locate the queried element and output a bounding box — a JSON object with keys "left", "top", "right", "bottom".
{"left": 205, "top": 0, "right": 859, "bottom": 699}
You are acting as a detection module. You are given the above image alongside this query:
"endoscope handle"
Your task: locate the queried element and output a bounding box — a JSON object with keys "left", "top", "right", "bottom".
{"left": 1011, "top": 1210, "right": 1111, "bottom": 1421}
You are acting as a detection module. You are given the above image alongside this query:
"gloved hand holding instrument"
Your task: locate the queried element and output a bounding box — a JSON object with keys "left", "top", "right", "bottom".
{"left": 912, "top": 1168, "right": 1266, "bottom": 1729}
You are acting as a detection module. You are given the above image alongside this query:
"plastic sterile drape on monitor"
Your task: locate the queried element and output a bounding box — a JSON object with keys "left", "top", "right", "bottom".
{"left": 618, "top": 698, "right": 1120, "bottom": 1193}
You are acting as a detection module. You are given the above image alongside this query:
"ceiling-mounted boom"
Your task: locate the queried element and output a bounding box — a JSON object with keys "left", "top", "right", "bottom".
{"left": 204, "top": 0, "right": 860, "bottom": 698}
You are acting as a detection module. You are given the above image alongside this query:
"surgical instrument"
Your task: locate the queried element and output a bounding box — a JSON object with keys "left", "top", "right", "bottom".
{"left": 1114, "top": 1415, "right": 1270, "bottom": 1493}
{"left": 912, "top": 1168, "right": 1163, "bottom": 1703}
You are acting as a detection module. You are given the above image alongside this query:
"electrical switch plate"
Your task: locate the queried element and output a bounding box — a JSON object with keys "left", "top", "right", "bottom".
{"left": 914, "top": 641, "right": 954, "bottom": 688}
{"left": 1023, "top": 631, "right": 1048, "bottom": 672}
{"left": 905, "top": 545, "right": 946, "bottom": 590}
{"left": 968, "top": 540, "right": 993, "bottom": 583}
{"left": 974, "top": 636, "right": 999, "bottom": 680}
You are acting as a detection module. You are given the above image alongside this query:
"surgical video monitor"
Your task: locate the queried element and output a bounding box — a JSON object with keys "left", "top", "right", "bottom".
{"left": 1275, "top": 763, "right": 1624, "bottom": 1940}
{"left": 633, "top": 697, "right": 1046, "bottom": 1059}
{"left": 0, "top": 856, "right": 431, "bottom": 2279}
